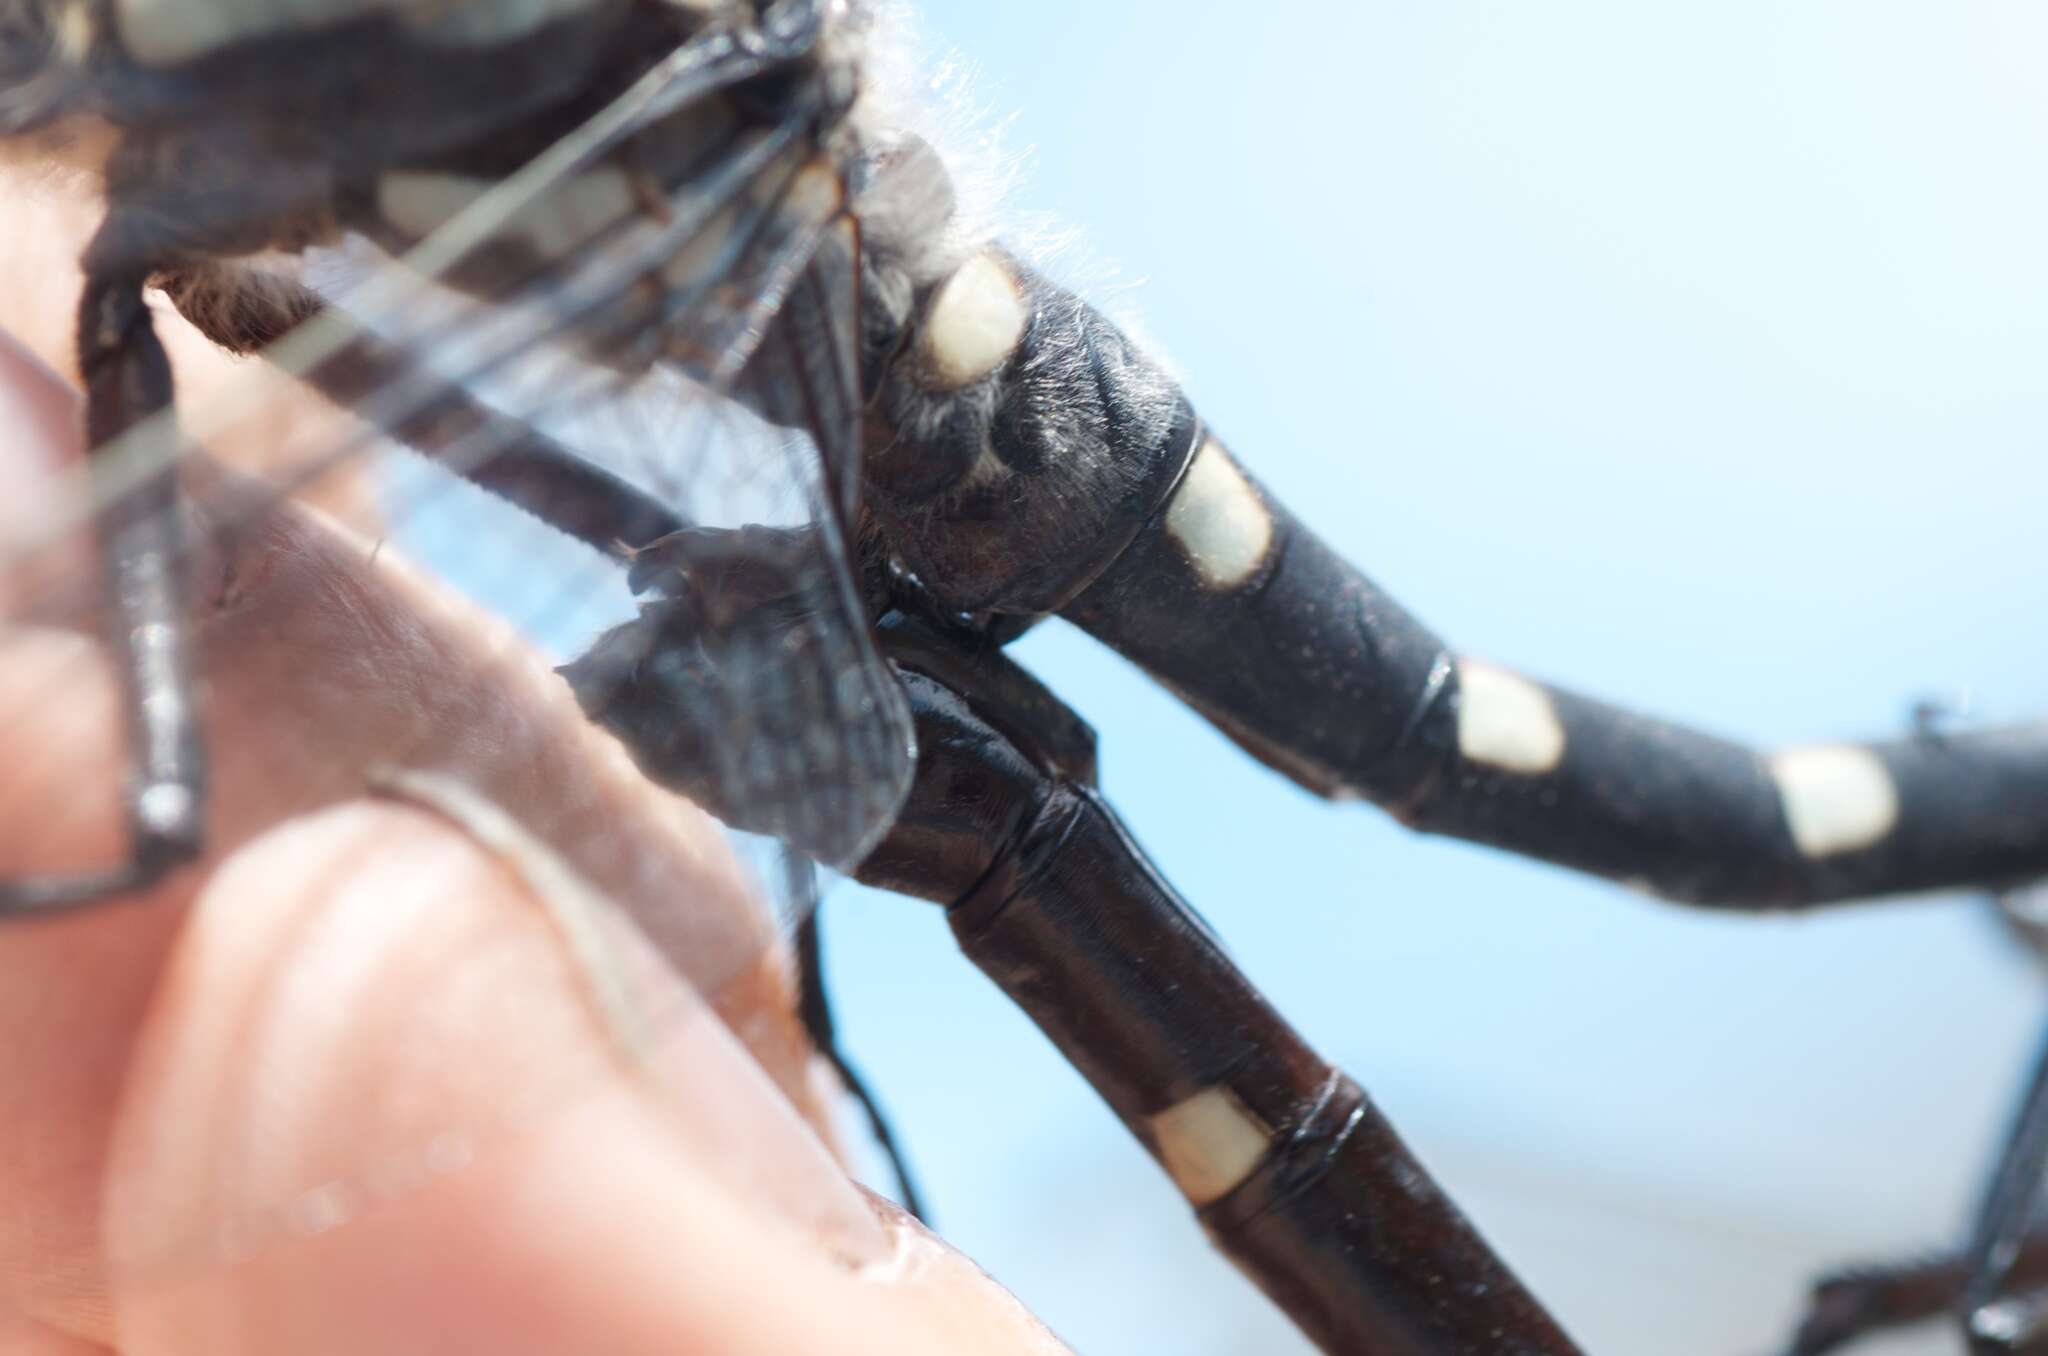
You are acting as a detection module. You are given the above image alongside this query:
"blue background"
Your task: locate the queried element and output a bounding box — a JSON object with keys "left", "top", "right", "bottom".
{"left": 813, "top": 4, "right": 2048, "bottom": 1353}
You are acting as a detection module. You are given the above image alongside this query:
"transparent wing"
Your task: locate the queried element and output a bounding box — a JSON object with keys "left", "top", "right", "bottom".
{"left": 0, "top": 12, "right": 914, "bottom": 1280}
{"left": 113, "top": 16, "right": 908, "bottom": 868}
{"left": 555, "top": 211, "right": 912, "bottom": 871}
{"left": 315, "top": 137, "right": 914, "bottom": 874}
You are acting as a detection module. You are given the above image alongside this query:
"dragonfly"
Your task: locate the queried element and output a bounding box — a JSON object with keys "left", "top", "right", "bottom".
{"left": 1, "top": 1, "right": 2045, "bottom": 1352}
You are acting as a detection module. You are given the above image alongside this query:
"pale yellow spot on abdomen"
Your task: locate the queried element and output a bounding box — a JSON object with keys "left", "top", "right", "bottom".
{"left": 1770, "top": 745, "right": 1900, "bottom": 857}
{"left": 1455, "top": 659, "right": 1567, "bottom": 774}
{"left": 1148, "top": 1086, "right": 1271, "bottom": 1206}
{"left": 1163, "top": 437, "right": 1273, "bottom": 590}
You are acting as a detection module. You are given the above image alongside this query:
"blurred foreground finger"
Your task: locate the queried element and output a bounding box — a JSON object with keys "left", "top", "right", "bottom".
{"left": 0, "top": 327, "right": 841, "bottom": 1337}
{"left": 105, "top": 801, "right": 1063, "bottom": 1356}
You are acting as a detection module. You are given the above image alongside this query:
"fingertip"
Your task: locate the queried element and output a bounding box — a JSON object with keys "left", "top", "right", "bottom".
{"left": 0, "top": 630, "right": 187, "bottom": 1345}
{"left": 104, "top": 799, "right": 638, "bottom": 1275}
{"left": 102, "top": 799, "right": 908, "bottom": 1355}
{"left": 117, "top": 1057, "right": 1066, "bottom": 1356}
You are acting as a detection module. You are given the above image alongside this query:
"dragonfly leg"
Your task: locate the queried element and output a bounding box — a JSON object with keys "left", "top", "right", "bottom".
{"left": 1774, "top": 1016, "right": 2048, "bottom": 1355}
{"left": 1970, "top": 1296, "right": 2048, "bottom": 1355}
{"left": 0, "top": 247, "right": 705, "bottom": 914}
{"left": 0, "top": 215, "right": 208, "bottom": 914}
{"left": 850, "top": 613, "right": 1581, "bottom": 1356}
{"left": 792, "top": 900, "right": 928, "bottom": 1222}
{"left": 1957, "top": 1018, "right": 2048, "bottom": 1353}
{"left": 1778, "top": 1238, "right": 2048, "bottom": 1355}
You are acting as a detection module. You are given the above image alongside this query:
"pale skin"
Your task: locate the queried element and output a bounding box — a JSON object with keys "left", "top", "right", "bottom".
{"left": 0, "top": 177, "right": 1070, "bottom": 1355}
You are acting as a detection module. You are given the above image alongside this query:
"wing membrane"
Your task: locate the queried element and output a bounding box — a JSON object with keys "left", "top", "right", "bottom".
{"left": 562, "top": 211, "right": 915, "bottom": 873}
{"left": 64, "top": 15, "right": 914, "bottom": 872}
{"left": 0, "top": 9, "right": 914, "bottom": 1275}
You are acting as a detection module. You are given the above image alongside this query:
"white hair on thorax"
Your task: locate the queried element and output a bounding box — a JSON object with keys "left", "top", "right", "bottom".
{"left": 834, "top": 0, "right": 1037, "bottom": 282}
{"left": 832, "top": 0, "right": 1182, "bottom": 386}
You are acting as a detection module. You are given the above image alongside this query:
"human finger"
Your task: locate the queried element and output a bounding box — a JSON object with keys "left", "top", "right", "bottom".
{"left": 0, "top": 333, "right": 834, "bottom": 1341}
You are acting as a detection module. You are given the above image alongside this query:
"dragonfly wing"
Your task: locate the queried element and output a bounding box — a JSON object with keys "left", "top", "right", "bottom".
{"left": 0, "top": 9, "right": 910, "bottom": 1282}
{"left": 182, "top": 8, "right": 914, "bottom": 878}
{"left": 561, "top": 208, "right": 915, "bottom": 879}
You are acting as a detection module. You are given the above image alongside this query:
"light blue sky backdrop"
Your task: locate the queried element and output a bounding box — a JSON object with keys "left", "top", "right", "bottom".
{"left": 816, "top": 4, "right": 2048, "bottom": 1353}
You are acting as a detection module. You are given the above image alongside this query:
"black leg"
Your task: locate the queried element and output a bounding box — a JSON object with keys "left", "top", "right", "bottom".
{"left": 0, "top": 253, "right": 698, "bottom": 913}
{"left": 785, "top": 852, "right": 928, "bottom": 1222}
{"left": 0, "top": 221, "right": 206, "bottom": 914}
{"left": 1781, "top": 1237, "right": 2048, "bottom": 1355}
{"left": 1971, "top": 1296, "right": 2048, "bottom": 1356}
{"left": 1777, "top": 1016, "right": 2048, "bottom": 1356}
{"left": 1960, "top": 1018, "right": 2048, "bottom": 1353}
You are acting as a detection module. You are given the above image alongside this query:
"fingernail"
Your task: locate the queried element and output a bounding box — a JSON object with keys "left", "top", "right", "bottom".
{"left": 359, "top": 776, "right": 893, "bottom": 1267}
{"left": 596, "top": 917, "right": 894, "bottom": 1267}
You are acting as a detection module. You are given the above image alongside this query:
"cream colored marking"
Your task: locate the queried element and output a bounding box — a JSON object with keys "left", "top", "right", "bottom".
{"left": 1163, "top": 437, "right": 1273, "bottom": 590}
{"left": 1769, "top": 745, "right": 1900, "bottom": 858}
{"left": 1455, "top": 659, "right": 1567, "bottom": 774}
{"left": 1149, "top": 1087, "right": 1271, "bottom": 1206}
{"left": 380, "top": 168, "right": 634, "bottom": 258}
{"left": 916, "top": 250, "right": 1027, "bottom": 390}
